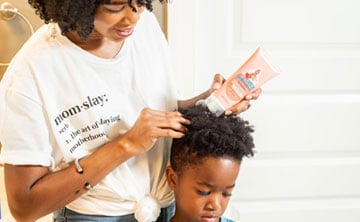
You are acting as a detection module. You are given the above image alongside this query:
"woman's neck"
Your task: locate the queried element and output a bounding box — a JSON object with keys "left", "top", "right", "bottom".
{"left": 66, "top": 31, "right": 124, "bottom": 59}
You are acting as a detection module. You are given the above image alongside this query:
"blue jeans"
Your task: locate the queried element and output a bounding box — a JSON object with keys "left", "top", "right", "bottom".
{"left": 53, "top": 202, "right": 175, "bottom": 222}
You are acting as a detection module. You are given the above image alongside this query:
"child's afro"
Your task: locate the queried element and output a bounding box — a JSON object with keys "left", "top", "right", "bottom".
{"left": 170, "top": 105, "right": 255, "bottom": 174}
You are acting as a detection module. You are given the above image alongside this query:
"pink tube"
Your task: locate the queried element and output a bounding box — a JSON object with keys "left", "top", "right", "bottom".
{"left": 204, "top": 46, "right": 280, "bottom": 115}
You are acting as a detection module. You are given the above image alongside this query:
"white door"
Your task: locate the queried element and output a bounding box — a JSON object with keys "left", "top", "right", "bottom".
{"left": 167, "top": 0, "right": 360, "bottom": 221}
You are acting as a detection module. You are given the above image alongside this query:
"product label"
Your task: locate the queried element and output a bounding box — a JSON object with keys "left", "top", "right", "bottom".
{"left": 208, "top": 46, "right": 280, "bottom": 114}
{"left": 236, "top": 68, "right": 261, "bottom": 91}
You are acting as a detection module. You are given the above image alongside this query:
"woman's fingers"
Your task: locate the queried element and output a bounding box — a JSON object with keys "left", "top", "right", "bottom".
{"left": 225, "top": 100, "right": 251, "bottom": 115}
{"left": 225, "top": 88, "right": 262, "bottom": 115}
{"left": 120, "top": 108, "right": 190, "bottom": 155}
{"left": 211, "top": 73, "right": 225, "bottom": 91}
{"left": 245, "top": 88, "right": 262, "bottom": 100}
{"left": 143, "top": 108, "right": 190, "bottom": 132}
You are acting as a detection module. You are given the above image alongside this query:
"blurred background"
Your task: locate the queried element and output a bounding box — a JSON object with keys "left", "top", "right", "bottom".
{"left": 0, "top": 0, "right": 43, "bottom": 78}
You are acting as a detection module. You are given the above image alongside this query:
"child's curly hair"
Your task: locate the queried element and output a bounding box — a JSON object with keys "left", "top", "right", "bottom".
{"left": 28, "top": 0, "right": 164, "bottom": 40}
{"left": 170, "top": 105, "right": 255, "bottom": 174}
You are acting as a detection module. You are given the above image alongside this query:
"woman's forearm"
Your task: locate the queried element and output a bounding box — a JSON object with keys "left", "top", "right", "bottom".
{"left": 177, "top": 88, "right": 212, "bottom": 109}
{"left": 4, "top": 139, "right": 133, "bottom": 222}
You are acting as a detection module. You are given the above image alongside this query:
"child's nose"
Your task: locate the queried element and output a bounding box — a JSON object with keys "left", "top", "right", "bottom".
{"left": 205, "top": 195, "right": 222, "bottom": 211}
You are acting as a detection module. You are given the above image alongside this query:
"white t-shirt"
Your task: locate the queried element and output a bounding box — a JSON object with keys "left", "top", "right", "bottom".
{"left": 0, "top": 10, "right": 177, "bottom": 216}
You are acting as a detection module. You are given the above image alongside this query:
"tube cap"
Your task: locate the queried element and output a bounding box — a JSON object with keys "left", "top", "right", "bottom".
{"left": 196, "top": 94, "right": 225, "bottom": 116}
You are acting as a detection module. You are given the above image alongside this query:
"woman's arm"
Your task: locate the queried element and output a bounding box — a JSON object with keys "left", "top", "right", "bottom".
{"left": 177, "top": 74, "right": 262, "bottom": 114}
{"left": 4, "top": 140, "right": 130, "bottom": 222}
{"left": 4, "top": 108, "right": 190, "bottom": 222}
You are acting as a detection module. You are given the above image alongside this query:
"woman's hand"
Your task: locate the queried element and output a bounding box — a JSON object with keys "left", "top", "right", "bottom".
{"left": 210, "top": 73, "right": 262, "bottom": 115}
{"left": 178, "top": 73, "right": 262, "bottom": 112}
{"left": 119, "top": 108, "right": 190, "bottom": 156}
{"left": 210, "top": 73, "right": 226, "bottom": 92}
{"left": 225, "top": 88, "right": 262, "bottom": 115}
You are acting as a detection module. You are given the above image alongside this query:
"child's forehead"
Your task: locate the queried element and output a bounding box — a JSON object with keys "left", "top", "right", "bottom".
{"left": 182, "top": 157, "right": 240, "bottom": 185}
{"left": 192, "top": 156, "right": 239, "bottom": 168}
{"left": 195, "top": 157, "right": 239, "bottom": 170}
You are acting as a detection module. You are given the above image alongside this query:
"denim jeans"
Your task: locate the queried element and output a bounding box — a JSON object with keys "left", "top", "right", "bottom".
{"left": 53, "top": 202, "right": 175, "bottom": 222}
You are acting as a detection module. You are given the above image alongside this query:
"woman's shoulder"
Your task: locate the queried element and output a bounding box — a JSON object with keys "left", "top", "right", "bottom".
{"left": 6, "top": 24, "right": 65, "bottom": 68}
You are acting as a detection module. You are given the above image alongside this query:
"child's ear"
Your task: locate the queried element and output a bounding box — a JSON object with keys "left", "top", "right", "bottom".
{"left": 166, "top": 166, "right": 177, "bottom": 190}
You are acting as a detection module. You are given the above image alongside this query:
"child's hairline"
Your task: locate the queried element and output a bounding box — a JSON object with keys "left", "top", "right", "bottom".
{"left": 170, "top": 154, "right": 242, "bottom": 175}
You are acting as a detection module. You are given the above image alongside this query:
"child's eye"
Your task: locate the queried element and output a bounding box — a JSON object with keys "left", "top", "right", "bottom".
{"left": 197, "top": 190, "right": 211, "bottom": 196}
{"left": 222, "top": 192, "right": 232, "bottom": 197}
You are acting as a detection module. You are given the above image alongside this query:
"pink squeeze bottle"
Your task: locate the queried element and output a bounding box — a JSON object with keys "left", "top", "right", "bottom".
{"left": 203, "top": 46, "right": 280, "bottom": 116}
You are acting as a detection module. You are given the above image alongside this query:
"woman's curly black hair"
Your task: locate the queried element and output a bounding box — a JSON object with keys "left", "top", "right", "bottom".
{"left": 170, "top": 105, "right": 255, "bottom": 174}
{"left": 28, "top": 0, "right": 164, "bottom": 40}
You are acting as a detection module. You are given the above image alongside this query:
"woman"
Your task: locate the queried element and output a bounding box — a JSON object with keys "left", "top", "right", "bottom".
{"left": 0, "top": 0, "right": 260, "bottom": 221}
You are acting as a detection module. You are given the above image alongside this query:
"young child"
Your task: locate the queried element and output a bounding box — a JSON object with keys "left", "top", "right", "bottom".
{"left": 166, "top": 105, "right": 255, "bottom": 222}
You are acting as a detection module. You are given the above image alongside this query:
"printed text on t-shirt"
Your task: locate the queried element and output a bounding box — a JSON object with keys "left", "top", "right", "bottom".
{"left": 54, "top": 94, "right": 108, "bottom": 126}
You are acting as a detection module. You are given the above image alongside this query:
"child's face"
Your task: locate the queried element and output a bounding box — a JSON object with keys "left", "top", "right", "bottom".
{"left": 167, "top": 157, "right": 240, "bottom": 222}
